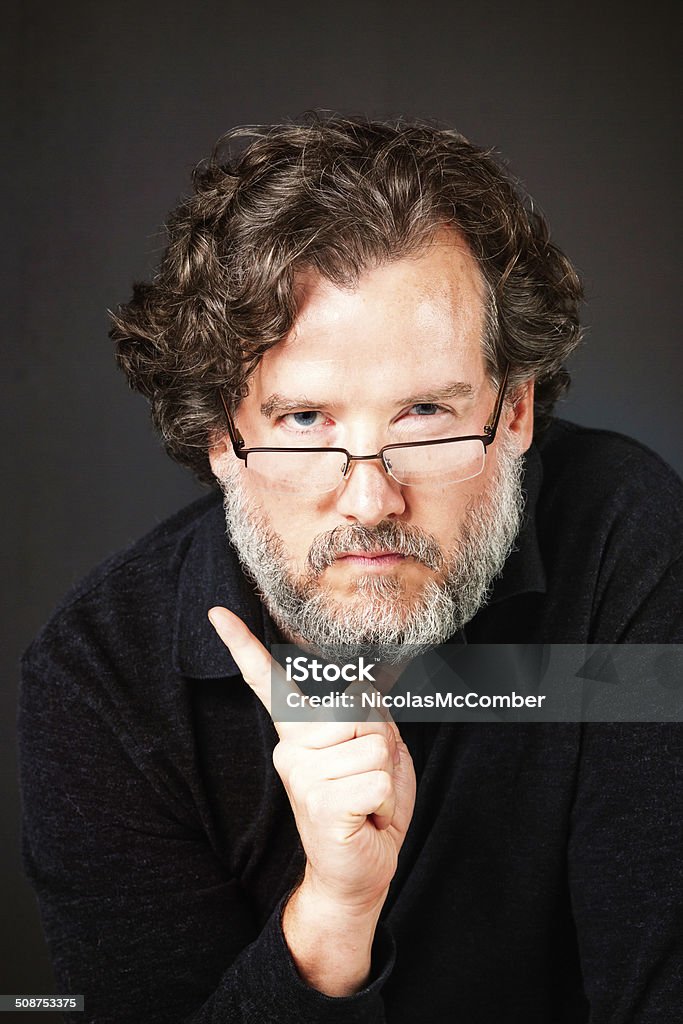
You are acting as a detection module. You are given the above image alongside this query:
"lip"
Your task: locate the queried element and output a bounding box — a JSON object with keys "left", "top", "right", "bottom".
{"left": 335, "top": 551, "right": 407, "bottom": 568}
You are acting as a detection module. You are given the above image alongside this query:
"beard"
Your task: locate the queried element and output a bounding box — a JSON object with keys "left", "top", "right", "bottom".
{"left": 217, "top": 431, "right": 525, "bottom": 663}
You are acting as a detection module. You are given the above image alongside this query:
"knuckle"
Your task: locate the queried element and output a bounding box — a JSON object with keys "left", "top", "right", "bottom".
{"left": 372, "top": 770, "right": 393, "bottom": 802}
{"left": 383, "top": 722, "right": 396, "bottom": 744}
{"left": 367, "top": 721, "right": 392, "bottom": 744}
{"left": 367, "top": 733, "right": 390, "bottom": 765}
{"left": 272, "top": 740, "right": 292, "bottom": 778}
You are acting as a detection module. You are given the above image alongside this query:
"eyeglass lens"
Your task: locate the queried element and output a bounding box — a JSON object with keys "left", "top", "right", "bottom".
{"left": 244, "top": 439, "right": 486, "bottom": 493}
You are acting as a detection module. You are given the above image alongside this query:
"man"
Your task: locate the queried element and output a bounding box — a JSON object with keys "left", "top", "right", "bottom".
{"left": 19, "top": 117, "right": 682, "bottom": 1023}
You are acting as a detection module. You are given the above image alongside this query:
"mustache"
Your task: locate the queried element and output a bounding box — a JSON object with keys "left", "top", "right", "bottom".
{"left": 306, "top": 521, "right": 446, "bottom": 576}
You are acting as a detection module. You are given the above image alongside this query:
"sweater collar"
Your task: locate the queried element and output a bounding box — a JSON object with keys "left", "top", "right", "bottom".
{"left": 173, "top": 444, "right": 546, "bottom": 679}
{"left": 172, "top": 505, "right": 281, "bottom": 679}
{"left": 486, "top": 441, "right": 546, "bottom": 606}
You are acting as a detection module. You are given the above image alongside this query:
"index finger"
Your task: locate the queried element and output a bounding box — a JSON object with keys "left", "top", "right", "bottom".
{"left": 208, "top": 608, "right": 401, "bottom": 745}
{"left": 208, "top": 606, "right": 284, "bottom": 718}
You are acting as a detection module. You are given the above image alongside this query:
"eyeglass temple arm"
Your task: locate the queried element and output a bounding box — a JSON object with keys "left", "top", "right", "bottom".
{"left": 483, "top": 363, "right": 510, "bottom": 437}
{"left": 219, "top": 392, "right": 246, "bottom": 450}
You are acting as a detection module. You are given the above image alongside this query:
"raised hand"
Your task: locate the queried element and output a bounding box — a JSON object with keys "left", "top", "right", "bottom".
{"left": 208, "top": 605, "right": 417, "bottom": 995}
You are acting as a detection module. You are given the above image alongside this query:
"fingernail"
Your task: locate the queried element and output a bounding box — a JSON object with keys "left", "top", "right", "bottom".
{"left": 208, "top": 608, "right": 223, "bottom": 630}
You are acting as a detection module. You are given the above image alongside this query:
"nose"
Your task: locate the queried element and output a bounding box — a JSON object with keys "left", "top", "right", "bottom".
{"left": 333, "top": 456, "right": 406, "bottom": 525}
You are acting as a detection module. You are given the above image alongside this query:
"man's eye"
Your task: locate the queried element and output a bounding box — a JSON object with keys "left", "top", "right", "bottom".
{"left": 283, "top": 411, "right": 324, "bottom": 428}
{"left": 410, "top": 403, "right": 444, "bottom": 416}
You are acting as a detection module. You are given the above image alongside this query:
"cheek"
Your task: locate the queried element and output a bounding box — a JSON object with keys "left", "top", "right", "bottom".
{"left": 244, "top": 483, "right": 329, "bottom": 560}
{"left": 247, "top": 484, "right": 323, "bottom": 525}
{"left": 405, "top": 486, "right": 474, "bottom": 543}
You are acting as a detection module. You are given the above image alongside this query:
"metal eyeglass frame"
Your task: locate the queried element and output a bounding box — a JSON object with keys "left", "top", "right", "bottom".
{"left": 219, "top": 363, "right": 510, "bottom": 487}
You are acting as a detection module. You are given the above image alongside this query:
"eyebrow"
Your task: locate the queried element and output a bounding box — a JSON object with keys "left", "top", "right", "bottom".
{"left": 394, "top": 381, "right": 477, "bottom": 406}
{"left": 261, "top": 394, "right": 318, "bottom": 418}
{"left": 260, "top": 382, "right": 477, "bottom": 419}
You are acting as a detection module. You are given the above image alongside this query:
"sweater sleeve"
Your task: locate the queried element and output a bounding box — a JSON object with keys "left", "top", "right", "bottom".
{"left": 567, "top": 722, "right": 683, "bottom": 1023}
{"left": 615, "top": 555, "right": 683, "bottom": 642}
{"left": 18, "top": 639, "right": 395, "bottom": 1024}
{"left": 568, "top": 556, "right": 683, "bottom": 1020}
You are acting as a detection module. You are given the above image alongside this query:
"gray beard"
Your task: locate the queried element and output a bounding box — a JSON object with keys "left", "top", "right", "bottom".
{"left": 217, "top": 432, "right": 525, "bottom": 663}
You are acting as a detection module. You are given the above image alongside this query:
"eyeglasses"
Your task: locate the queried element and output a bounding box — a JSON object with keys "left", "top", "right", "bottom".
{"left": 219, "top": 365, "right": 510, "bottom": 494}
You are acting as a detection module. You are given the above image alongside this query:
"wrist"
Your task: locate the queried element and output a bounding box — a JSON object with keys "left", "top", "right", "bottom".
{"left": 282, "top": 873, "right": 388, "bottom": 996}
{"left": 297, "top": 865, "right": 389, "bottom": 920}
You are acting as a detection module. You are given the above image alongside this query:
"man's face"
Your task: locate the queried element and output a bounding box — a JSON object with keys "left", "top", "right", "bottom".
{"left": 209, "top": 232, "right": 534, "bottom": 658}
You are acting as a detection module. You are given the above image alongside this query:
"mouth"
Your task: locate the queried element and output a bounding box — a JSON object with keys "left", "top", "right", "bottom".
{"left": 334, "top": 551, "right": 408, "bottom": 569}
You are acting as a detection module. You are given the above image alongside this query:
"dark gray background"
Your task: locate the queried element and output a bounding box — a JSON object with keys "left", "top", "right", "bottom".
{"left": 3, "top": 0, "right": 680, "bottom": 1004}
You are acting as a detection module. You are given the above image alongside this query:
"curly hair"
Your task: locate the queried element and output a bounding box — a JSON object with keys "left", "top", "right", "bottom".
{"left": 110, "top": 114, "right": 583, "bottom": 484}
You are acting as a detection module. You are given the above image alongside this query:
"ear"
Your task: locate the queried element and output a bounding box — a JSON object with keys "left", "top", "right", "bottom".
{"left": 505, "top": 379, "right": 534, "bottom": 454}
{"left": 207, "top": 432, "right": 232, "bottom": 479}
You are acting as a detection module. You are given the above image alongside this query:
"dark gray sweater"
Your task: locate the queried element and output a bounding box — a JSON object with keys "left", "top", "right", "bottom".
{"left": 19, "top": 421, "right": 683, "bottom": 1022}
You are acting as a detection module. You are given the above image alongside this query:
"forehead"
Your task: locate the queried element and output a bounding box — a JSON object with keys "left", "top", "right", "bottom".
{"left": 246, "top": 231, "right": 488, "bottom": 405}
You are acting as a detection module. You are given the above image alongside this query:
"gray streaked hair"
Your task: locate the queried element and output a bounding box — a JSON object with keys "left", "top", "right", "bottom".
{"left": 111, "top": 114, "right": 583, "bottom": 484}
